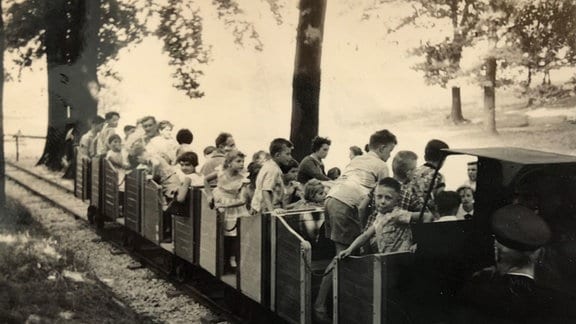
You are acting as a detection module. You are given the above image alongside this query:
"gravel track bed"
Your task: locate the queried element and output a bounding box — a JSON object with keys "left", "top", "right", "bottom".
{"left": 6, "top": 181, "right": 218, "bottom": 324}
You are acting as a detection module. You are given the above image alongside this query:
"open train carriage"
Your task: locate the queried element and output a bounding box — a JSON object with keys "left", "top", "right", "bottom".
{"left": 237, "top": 208, "right": 333, "bottom": 322}
{"left": 334, "top": 147, "right": 576, "bottom": 323}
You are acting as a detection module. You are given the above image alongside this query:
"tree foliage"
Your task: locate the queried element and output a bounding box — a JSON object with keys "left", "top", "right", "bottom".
{"left": 4, "top": 0, "right": 272, "bottom": 98}
{"left": 511, "top": 0, "right": 576, "bottom": 77}
{"left": 157, "top": 0, "right": 210, "bottom": 98}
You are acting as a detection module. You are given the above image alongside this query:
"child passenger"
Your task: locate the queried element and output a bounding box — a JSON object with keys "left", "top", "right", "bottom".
{"left": 434, "top": 191, "right": 462, "bottom": 222}
{"left": 456, "top": 186, "right": 474, "bottom": 220}
{"left": 298, "top": 179, "right": 327, "bottom": 242}
{"left": 338, "top": 178, "right": 432, "bottom": 258}
{"left": 174, "top": 152, "right": 204, "bottom": 204}
{"left": 209, "top": 151, "right": 250, "bottom": 272}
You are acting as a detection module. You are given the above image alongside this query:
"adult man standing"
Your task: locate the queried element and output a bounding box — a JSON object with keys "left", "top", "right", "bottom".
{"left": 313, "top": 129, "right": 397, "bottom": 323}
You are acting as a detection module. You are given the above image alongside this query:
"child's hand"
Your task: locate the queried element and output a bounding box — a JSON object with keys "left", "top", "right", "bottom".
{"left": 337, "top": 249, "right": 351, "bottom": 260}
{"left": 271, "top": 208, "right": 285, "bottom": 216}
{"left": 421, "top": 212, "right": 434, "bottom": 223}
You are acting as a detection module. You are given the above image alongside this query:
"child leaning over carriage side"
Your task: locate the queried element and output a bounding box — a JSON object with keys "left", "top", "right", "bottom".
{"left": 206, "top": 150, "right": 250, "bottom": 272}
{"left": 338, "top": 177, "right": 433, "bottom": 258}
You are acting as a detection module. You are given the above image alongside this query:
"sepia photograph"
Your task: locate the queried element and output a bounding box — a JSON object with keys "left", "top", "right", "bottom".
{"left": 1, "top": 0, "right": 575, "bottom": 323}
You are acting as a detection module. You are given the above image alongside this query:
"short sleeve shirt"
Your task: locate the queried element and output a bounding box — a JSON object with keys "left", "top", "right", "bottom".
{"left": 328, "top": 151, "right": 389, "bottom": 208}
{"left": 78, "top": 131, "right": 96, "bottom": 158}
{"left": 411, "top": 163, "right": 445, "bottom": 215}
{"left": 251, "top": 159, "right": 284, "bottom": 213}
{"left": 373, "top": 209, "right": 414, "bottom": 254}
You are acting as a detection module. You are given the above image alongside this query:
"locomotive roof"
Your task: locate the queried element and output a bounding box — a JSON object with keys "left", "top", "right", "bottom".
{"left": 444, "top": 147, "right": 576, "bottom": 165}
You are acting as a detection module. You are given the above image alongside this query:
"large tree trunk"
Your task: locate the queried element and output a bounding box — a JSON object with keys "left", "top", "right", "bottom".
{"left": 38, "top": 0, "right": 99, "bottom": 171}
{"left": 483, "top": 57, "right": 497, "bottom": 134}
{"left": 290, "top": 0, "right": 327, "bottom": 161}
{"left": 0, "top": 0, "right": 5, "bottom": 210}
{"left": 450, "top": 86, "right": 465, "bottom": 124}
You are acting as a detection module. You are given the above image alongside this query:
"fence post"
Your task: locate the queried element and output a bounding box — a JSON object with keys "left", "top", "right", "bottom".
{"left": 14, "top": 130, "right": 21, "bottom": 162}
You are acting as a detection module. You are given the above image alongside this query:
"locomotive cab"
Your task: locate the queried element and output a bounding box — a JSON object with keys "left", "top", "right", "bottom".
{"left": 335, "top": 147, "right": 576, "bottom": 324}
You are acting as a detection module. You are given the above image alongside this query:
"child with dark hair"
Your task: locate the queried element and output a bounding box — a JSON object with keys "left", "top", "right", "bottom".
{"left": 434, "top": 191, "right": 462, "bottom": 222}
{"left": 106, "top": 134, "right": 129, "bottom": 170}
{"left": 203, "top": 146, "right": 216, "bottom": 158}
{"left": 281, "top": 158, "right": 303, "bottom": 207}
{"left": 411, "top": 139, "right": 449, "bottom": 218}
{"left": 175, "top": 128, "right": 194, "bottom": 158}
{"left": 349, "top": 146, "right": 363, "bottom": 160}
{"left": 123, "top": 125, "right": 136, "bottom": 140}
{"left": 243, "top": 161, "right": 262, "bottom": 211}
{"left": 79, "top": 115, "right": 105, "bottom": 158}
{"left": 251, "top": 138, "right": 294, "bottom": 214}
{"left": 456, "top": 186, "right": 474, "bottom": 220}
{"left": 338, "top": 177, "right": 432, "bottom": 258}
{"left": 327, "top": 167, "right": 341, "bottom": 180}
{"left": 96, "top": 111, "right": 121, "bottom": 155}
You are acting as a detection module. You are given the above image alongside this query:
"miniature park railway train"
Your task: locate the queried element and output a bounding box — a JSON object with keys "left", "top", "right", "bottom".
{"left": 75, "top": 147, "right": 576, "bottom": 324}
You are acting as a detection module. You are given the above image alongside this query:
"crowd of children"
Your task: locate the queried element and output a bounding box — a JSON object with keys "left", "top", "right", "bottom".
{"left": 77, "top": 114, "right": 476, "bottom": 278}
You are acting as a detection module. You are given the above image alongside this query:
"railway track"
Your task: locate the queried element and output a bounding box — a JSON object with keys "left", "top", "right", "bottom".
{"left": 4, "top": 161, "right": 260, "bottom": 324}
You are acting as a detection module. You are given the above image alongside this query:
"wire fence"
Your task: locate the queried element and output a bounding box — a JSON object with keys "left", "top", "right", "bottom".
{"left": 3, "top": 131, "right": 46, "bottom": 162}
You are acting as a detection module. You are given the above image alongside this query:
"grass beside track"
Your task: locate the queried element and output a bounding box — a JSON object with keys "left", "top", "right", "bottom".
{"left": 0, "top": 195, "right": 144, "bottom": 324}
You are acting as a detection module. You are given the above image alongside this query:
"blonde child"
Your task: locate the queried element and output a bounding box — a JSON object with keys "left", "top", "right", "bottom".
{"left": 297, "top": 179, "right": 328, "bottom": 242}
{"left": 208, "top": 151, "right": 249, "bottom": 272}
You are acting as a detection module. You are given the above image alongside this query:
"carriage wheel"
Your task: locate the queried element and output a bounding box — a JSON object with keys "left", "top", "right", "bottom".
{"left": 125, "top": 232, "right": 138, "bottom": 252}
{"left": 87, "top": 206, "right": 97, "bottom": 225}
{"left": 95, "top": 211, "right": 105, "bottom": 232}
{"left": 174, "top": 263, "right": 188, "bottom": 283}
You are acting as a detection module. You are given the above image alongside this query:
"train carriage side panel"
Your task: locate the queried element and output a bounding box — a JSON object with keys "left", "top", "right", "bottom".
{"left": 103, "top": 160, "right": 119, "bottom": 222}
{"left": 82, "top": 157, "right": 91, "bottom": 200}
{"left": 124, "top": 170, "right": 143, "bottom": 233}
{"left": 142, "top": 179, "right": 163, "bottom": 244}
{"left": 197, "top": 188, "right": 222, "bottom": 277}
{"left": 173, "top": 188, "right": 194, "bottom": 264}
{"left": 334, "top": 254, "right": 375, "bottom": 324}
{"left": 334, "top": 253, "right": 414, "bottom": 324}
{"left": 74, "top": 149, "right": 83, "bottom": 199}
{"left": 238, "top": 213, "right": 264, "bottom": 303}
{"left": 272, "top": 215, "right": 312, "bottom": 324}
{"left": 90, "top": 156, "right": 102, "bottom": 208}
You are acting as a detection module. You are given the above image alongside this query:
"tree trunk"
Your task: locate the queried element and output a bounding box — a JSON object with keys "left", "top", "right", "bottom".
{"left": 483, "top": 57, "right": 497, "bottom": 134}
{"left": 38, "top": 0, "right": 99, "bottom": 171}
{"left": 0, "top": 0, "right": 5, "bottom": 210}
{"left": 450, "top": 86, "right": 465, "bottom": 124}
{"left": 290, "top": 0, "right": 327, "bottom": 161}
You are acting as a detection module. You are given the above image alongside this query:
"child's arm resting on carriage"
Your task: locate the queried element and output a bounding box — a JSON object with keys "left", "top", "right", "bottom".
{"left": 337, "top": 225, "right": 378, "bottom": 259}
